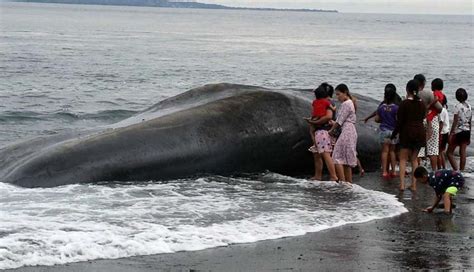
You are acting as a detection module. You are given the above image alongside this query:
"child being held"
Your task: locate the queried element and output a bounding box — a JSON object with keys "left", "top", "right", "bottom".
{"left": 426, "top": 78, "right": 446, "bottom": 123}
{"left": 306, "top": 86, "right": 336, "bottom": 152}
{"left": 414, "top": 166, "right": 464, "bottom": 214}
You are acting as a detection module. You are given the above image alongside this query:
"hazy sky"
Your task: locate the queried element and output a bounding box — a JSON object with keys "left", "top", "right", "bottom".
{"left": 201, "top": 0, "right": 473, "bottom": 15}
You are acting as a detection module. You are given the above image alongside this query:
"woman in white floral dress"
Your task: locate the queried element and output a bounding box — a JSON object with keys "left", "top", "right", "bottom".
{"left": 328, "top": 84, "right": 358, "bottom": 183}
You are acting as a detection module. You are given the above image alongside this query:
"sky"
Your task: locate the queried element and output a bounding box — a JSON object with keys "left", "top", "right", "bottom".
{"left": 200, "top": 0, "right": 473, "bottom": 15}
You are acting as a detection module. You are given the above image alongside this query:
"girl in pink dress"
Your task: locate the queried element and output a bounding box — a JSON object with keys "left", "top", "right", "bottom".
{"left": 328, "top": 84, "right": 358, "bottom": 183}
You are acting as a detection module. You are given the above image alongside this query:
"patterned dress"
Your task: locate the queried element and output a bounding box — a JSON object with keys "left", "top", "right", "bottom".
{"left": 428, "top": 170, "right": 464, "bottom": 196}
{"left": 332, "top": 99, "right": 358, "bottom": 167}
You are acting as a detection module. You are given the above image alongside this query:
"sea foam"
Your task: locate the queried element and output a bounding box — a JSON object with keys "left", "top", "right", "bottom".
{"left": 0, "top": 173, "right": 407, "bottom": 269}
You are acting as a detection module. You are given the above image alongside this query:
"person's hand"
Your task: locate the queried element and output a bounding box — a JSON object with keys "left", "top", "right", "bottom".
{"left": 328, "top": 120, "right": 335, "bottom": 126}
{"left": 362, "top": 118, "right": 369, "bottom": 124}
{"left": 427, "top": 128, "right": 433, "bottom": 139}
{"left": 303, "top": 117, "right": 311, "bottom": 123}
{"left": 449, "top": 132, "right": 455, "bottom": 143}
{"left": 422, "top": 207, "right": 434, "bottom": 213}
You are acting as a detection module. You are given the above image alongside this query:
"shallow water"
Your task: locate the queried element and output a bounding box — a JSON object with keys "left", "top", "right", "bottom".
{"left": 0, "top": 3, "right": 472, "bottom": 269}
{"left": 0, "top": 173, "right": 407, "bottom": 269}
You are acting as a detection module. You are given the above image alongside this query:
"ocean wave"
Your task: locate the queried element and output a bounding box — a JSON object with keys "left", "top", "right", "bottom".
{"left": 0, "top": 174, "right": 407, "bottom": 269}
{"left": 0, "top": 110, "right": 139, "bottom": 123}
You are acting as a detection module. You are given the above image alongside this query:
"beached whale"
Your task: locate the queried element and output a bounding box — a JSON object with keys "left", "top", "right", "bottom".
{"left": 0, "top": 83, "right": 381, "bottom": 188}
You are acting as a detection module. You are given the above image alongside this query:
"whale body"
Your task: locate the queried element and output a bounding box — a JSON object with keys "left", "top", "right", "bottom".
{"left": 0, "top": 83, "right": 381, "bottom": 188}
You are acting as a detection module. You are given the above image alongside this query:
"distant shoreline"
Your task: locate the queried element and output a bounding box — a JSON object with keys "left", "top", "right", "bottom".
{"left": 8, "top": 0, "right": 338, "bottom": 13}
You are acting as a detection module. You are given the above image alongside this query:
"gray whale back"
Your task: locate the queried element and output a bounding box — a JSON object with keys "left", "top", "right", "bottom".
{"left": 0, "top": 83, "right": 381, "bottom": 188}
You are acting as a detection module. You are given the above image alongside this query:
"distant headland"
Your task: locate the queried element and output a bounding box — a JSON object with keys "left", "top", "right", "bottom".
{"left": 10, "top": 0, "right": 338, "bottom": 13}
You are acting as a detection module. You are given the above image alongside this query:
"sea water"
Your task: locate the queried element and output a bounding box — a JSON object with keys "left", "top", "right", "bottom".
{"left": 0, "top": 2, "right": 472, "bottom": 269}
{"left": 0, "top": 174, "right": 407, "bottom": 269}
{"left": 1, "top": 3, "right": 473, "bottom": 147}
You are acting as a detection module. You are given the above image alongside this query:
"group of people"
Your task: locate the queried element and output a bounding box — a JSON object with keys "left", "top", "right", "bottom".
{"left": 305, "top": 74, "right": 470, "bottom": 214}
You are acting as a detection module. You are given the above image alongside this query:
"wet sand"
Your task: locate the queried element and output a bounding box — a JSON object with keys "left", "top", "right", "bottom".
{"left": 7, "top": 172, "right": 473, "bottom": 271}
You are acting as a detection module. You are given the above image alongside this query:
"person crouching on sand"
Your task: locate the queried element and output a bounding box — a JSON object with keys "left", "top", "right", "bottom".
{"left": 414, "top": 166, "right": 464, "bottom": 214}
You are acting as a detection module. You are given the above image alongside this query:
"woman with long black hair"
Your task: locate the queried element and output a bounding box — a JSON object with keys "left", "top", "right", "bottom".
{"left": 391, "top": 80, "right": 427, "bottom": 191}
{"left": 328, "top": 84, "right": 358, "bottom": 183}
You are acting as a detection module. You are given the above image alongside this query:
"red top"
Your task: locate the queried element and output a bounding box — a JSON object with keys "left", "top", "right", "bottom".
{"left": 427, "top": 90, "right": 445, "bottom": 121}
{"left": 312, "top": 98, "right": 331, "bottom": 118}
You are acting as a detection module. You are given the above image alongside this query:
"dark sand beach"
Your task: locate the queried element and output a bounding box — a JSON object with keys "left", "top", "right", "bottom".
{"left": 7, "top": 172, "right": 473, "bottom": 271}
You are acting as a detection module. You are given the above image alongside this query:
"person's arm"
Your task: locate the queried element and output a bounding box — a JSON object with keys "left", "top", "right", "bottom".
{"left": 336, "top": 102, "right": 351, "bottom": 125}
{"left": 469, "top": 115, "right": 472, "bottom": 132}
{"left": 422, "top": 98, "right": 432, "bottom": 138}
{"left": 329, "top": 102, "right": 351, "bottom": 135}
{"left": 433, "top": 101, "right": 443, "bottom": 114}
{"left": 450, "top": 114, "right": 459, "bottom": 135}
{"left": 427, "top": 95, "right": 438, "bottom": 109}
{"left": 363, "top": 110, "right": 377, "bottom": 123}
{"left": 328, "top": 121, "right": 341, "bottom": 135}
{"left": 439, "top": 120, "right": 444, "bottom": 136}
{"left": 426, "top": 119, "right": 433, "bottom": 139}
{"left": 391, "top": 103, "right": 403, "bottom": 139}
{"left": 304, "top": 109, "right": 333, "bottom": 125}
{"left": 432, "top": 93, "right": 443, "bottom": 114}
{"left": 364, "top": 101, "right": 384, "bottom": 122}
{"left": 423, "top": 194, "right": 442, "bottom": 213}
{"left": 374, "top": 112, "right": 381, "bottom": 123}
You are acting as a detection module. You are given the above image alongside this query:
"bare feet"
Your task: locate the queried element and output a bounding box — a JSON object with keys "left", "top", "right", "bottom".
{"left": 399, "top": 181, "right": 405, "bottom": 191}
{"left": 341, "top": 181, "right": 353, "bottom": 187}
{"left": 422, "top": 207, "right": 433, "bottom": 213}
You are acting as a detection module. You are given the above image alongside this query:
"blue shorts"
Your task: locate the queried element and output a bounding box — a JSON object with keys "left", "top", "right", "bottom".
{"left": 379, "top": 130, "right": 397, "bottom": 145}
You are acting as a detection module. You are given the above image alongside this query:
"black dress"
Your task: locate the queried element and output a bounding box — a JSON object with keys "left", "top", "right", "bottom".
{"left": 392, "top": 98, "right": 426, "bottom": 150}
